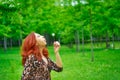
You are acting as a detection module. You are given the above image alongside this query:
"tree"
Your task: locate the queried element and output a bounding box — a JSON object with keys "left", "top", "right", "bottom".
{"left": 0, "top": 0, "right": 20, "bottom": 51}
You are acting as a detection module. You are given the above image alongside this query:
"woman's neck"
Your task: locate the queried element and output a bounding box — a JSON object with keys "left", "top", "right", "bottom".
{"left": 39, "top": 47, "right": 44, "bottom": 57}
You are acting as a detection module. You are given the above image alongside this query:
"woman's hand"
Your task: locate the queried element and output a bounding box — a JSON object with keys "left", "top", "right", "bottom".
{"left": 53, "top": 41, "right": 63, "bottom": 68}
{"left": 54, "top": 41, "right": 60, "bottom": 54}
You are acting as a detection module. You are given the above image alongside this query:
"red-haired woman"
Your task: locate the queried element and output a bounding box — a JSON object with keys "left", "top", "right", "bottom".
{"left": 21, "top": 32, "right": 63, "bottom": 80}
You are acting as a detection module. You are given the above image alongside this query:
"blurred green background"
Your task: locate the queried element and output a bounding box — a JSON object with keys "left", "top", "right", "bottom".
{"left": 0, "top": 0, "right": 120, "bottom": 80}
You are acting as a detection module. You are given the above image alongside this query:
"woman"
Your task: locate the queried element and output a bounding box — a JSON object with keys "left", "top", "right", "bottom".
{"left": 21, "top": 32, "right": 63, "bottom": 80}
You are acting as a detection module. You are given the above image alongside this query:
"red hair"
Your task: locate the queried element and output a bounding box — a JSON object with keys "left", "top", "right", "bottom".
{"left": 21, "top": 32, "right": 49, "bottom": 66}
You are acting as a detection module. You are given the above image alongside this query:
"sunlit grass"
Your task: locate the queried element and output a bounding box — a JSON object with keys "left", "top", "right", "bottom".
{"left": 0, "top": 45, "right": 120, "bottom": 80}
{"left": 51, "top": 45, "right": 120, "bottom": 80}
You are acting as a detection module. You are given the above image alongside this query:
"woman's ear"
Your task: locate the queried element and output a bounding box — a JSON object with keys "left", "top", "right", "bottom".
{"left": 36, "top": 41, "right": 39, "bottom": 46}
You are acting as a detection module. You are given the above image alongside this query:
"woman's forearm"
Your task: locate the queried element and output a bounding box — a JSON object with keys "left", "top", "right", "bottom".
{"left": 55, "top": 52, "right": 63, "bottom": 68}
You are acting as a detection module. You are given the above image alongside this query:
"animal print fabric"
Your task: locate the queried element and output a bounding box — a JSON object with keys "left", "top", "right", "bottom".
{"left": 21, "top": 54, "right": 63, "bottom": 80}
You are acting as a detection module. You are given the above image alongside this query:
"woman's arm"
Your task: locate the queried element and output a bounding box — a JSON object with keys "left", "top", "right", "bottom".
{"left": 54, "top": 41, "right": 63, "bottom": 68}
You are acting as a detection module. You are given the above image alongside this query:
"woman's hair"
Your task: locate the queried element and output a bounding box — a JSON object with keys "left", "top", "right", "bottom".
{"left": 21, "top": 32, "right": 49, "bottom": 66}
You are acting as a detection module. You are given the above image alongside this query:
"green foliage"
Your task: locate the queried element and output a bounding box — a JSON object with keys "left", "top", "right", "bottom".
{"left": 0, "top": 0, "right": 120, "bottom": 44}
{"left": 0, "top": 25, "right": 11, "bottom": 37}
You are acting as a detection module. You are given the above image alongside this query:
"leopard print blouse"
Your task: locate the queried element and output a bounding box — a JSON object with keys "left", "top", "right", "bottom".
{"left": 21, "top": 54, "right": 63, "bottom": 80}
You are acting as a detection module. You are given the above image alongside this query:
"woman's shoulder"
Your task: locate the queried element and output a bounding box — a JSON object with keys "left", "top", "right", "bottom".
{"left": 28, "top": 54, "right": 36, "bottom": 61}
{"left": 28, "top": 54, "right": 35, "bottom": 58}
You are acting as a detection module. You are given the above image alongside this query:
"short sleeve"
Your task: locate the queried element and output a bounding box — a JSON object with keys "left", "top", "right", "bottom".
{"left": 48, "top": 58, "right": 63, "bottom": 72}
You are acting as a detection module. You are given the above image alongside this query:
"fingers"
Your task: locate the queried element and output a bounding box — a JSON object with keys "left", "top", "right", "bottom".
{"left": 54, "top": 41, "right": 60, "bottom": 47}
{"left": 53, "top": 41, "right": 60, "bottom": 53}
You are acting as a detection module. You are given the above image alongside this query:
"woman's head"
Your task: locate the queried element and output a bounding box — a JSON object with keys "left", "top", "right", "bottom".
{"left": 21, "top": 32, "right": 48, "bottom": 66}
{"left": 34, "top": 33, "right": 47, "bottom": 47}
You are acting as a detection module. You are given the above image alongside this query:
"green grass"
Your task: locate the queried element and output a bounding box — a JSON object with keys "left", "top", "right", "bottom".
{"left": 0, "top": 45, "right": 120, "bottom": 80}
